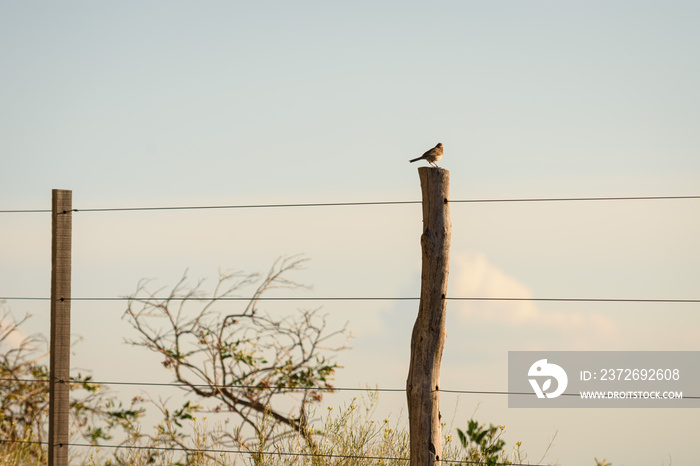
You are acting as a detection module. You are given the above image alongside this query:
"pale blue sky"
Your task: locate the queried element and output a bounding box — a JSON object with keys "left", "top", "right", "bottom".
{"left": 2, "top": 2, "right": 700, "bottom": 464}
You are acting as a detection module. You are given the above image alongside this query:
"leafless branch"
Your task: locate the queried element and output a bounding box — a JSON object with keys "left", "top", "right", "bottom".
{"left": 123, "top": 256, "right": 350, "bottom": 452}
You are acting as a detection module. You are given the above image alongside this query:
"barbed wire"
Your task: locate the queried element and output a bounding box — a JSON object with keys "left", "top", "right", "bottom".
{"left": 1, "top": 193, "right": 696, "bottom": 464}
{"left": 0, "top": 377, "right": 405, "bottom": 392}
{"left": 2, "top": 378, "right": 698, "bottom": 400}
{"left": 0, "top": 381, "right": 695, "bottom": 463}
{"left": 2, "top": 194, "right": 699, "bottom": 214}
{"left": 0, "top": 438, "right": 539, "bottom": 465}
{"left": 2, "top": 295, "right": 699, "bottom": 303}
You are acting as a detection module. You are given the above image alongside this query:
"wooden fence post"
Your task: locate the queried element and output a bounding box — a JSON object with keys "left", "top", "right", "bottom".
{"left": 49, "top": 189, "right": 72, "bottom": 466}
{"left": 406, "top": 167, "right": 451, "bottom": 465}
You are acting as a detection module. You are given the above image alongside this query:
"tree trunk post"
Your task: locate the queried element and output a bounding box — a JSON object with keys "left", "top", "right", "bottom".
{"left": 49, "top": 189, "right": 72, "bottom": 466}
{"left": 407, "top": 167, "right": 451, "bottom": 465}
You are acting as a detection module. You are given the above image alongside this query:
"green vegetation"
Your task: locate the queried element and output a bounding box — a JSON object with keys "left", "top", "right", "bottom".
{"left": 0, "top": 254, "right": 614, "bottom": 464}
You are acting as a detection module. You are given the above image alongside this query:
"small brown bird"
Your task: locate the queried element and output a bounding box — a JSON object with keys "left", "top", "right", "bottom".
{"left": 409, "top": 143, "right": 443, "bottom": 167}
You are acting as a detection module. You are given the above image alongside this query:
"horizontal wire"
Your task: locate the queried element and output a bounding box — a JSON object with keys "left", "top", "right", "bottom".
{"left": 0, "top": 439, "right": 46, "bottom": 446}
{"left": 0, "top": 296, "right": 53, "bottom": 301}
{"left": 2, "top": 200, "right": 419, "bottom": 214}
{"left": 2, "top": 194, "right": 699, "bottom": 214}
{"left": 447, "top": 297, "right": 700, "bottom": 303}
{"left": 0, "top": 209, "right": 52, "bottom": 213}
{"left": 69, "top": 442, "right": 412, "bottom": 462}
{"left": 63, "top": 441, "right": 533, "bottom": 465}
{"left": 440, "top": 389, "right": 700, "bottom": 399}
{"left": 450, "top": 194, "right": 700, "bottom": 203}
{"left": 0, "top": 440, "right": 533, "bottom": 465}
{"left": 0, "top": 296, "right": 418, "bottom": 302}
{"left": 63, "top": 199, "right": 420, "bottom": 213}
{"left": 0, "top": 377, "right": 399, "bottom": 392}
{"left": 2, "top": 296, "right": 699, "bottom": 303}
{"left": 0, "top": 377, "right": 406, "bottom": 393}
{"left": 2, "top": 378, "right": 697, "bottom": 399}
{"left": 0, "top": 377, "right": 401, "bottom": 392}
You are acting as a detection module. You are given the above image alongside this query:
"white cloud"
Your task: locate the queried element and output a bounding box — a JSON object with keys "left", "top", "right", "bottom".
{"left": 447, "top": 252, "right": 619, "bottom": 341}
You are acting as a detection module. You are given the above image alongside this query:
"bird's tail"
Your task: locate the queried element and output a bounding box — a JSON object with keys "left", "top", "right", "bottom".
{"left": 409, "top": 156, "right": 422, "bottom": 163}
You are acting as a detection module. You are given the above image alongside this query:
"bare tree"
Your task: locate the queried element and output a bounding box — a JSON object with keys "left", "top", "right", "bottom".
{"left": 123, "top": 256, "right": 350, "bottom": 454}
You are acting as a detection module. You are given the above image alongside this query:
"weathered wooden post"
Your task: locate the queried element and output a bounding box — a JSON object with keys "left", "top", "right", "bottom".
{"left": 406, "top": 167, "right": 451, "bottom": 465}
{"left": 49, "top": 189, "right": 72, "bottom": 466}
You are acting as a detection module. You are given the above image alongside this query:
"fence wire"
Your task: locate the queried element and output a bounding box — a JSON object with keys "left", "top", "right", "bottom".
{"left": 2, "top": 193, "right": 699, "bottom": 214}
{"left": 0, "top": 438, "right": 544, "bottom": 465}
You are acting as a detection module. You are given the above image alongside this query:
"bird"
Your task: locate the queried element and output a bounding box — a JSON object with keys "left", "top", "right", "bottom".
{"left": 409, "top": 143, "right": 443, "bottom": 168}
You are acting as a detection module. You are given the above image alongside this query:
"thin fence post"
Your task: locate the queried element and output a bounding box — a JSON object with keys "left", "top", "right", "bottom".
{"left": 49, "top": 189, "right": 72, "bottom": 466}
{"left": 406, "top": 167, "right": 451, "bottom": 465}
